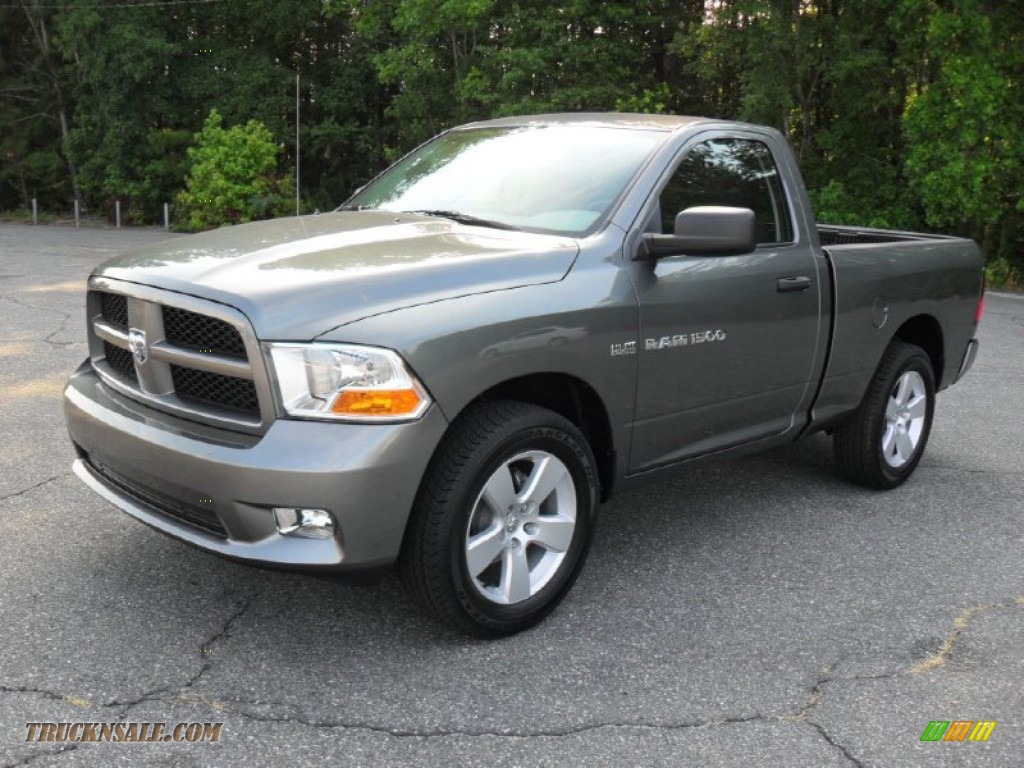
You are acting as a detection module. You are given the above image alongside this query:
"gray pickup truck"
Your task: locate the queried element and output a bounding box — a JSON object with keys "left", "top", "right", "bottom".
{"left": 64, "top": 114, "right": 984, "bottom": 636}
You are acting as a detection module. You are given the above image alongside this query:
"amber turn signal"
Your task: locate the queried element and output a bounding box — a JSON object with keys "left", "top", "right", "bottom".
{"left": 331, "top": 389, "right": 423, "bottom": 416}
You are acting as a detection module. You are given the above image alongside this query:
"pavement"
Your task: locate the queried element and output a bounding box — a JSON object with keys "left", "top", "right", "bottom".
{"left": 0, "top": 222, "right": 1021, "bottom": 767}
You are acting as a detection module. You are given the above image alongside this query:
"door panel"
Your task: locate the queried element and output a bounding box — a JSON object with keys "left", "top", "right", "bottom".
{"left": 628, "top": 136, "right": 822, "bottom": 472}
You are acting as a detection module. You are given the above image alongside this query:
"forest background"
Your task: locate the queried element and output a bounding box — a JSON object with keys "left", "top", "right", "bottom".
{"left": 1, "top": 0, "right": 1020, "bottom": 285}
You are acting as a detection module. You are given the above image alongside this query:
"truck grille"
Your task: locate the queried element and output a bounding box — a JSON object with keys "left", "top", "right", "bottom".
{"left": 88, "top": 285, "right": 267, "bottom": 430}
{"left": 163, "top": 305, "right": 246, "bottom": 358}
{"left": 171, "top": 365, "right": 259, "bottom": 413}
{"left": 100, "top": 292, "right": 129, "bottom": 329}
{"left": 103, "top": 340, "right": 138, "bottom": 383}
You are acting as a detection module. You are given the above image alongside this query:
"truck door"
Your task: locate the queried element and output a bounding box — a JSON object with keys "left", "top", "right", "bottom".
{"left": 628, "top": 134, "right": 822, "bottom": 472}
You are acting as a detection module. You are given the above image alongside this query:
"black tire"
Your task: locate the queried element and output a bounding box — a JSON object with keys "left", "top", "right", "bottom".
{"left": 399, "top": 400, "right": 598, "bottom": 637}
{"left": 833, "top": 340, "right": 936, "bottom": 489}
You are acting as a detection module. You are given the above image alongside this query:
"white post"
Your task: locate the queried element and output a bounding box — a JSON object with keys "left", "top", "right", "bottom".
{"left": 32, "top": 198, "right": 38, "bottom": 225}
{"left": 115, "top": 200, "right": 121, "bottom": 229}
{"left": 74, "top": 199, "right": 80, "bottom": 228}
{"left": 164, "top": 202, "right": 170, "bottom": 231}
{"left": 295, "top": 72, "right": 301, "bottom": 217}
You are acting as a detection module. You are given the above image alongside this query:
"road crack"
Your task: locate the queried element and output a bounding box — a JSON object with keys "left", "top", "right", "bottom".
{"left": 181, "top": 596, "right": 256, "bottom": 690}
{"left": 0, "top": 294, "right": 78, "bottom": 348}
{"left": 912, "top": 597, "right": 1024, "bottom": 673}
{"left": 0, "top": 474, "right": 69, "bottom": 503}
{"left": 172, "top": 703, "right": 773, "bottom": 739}
{"left": 2, "top": 745, "right": 77, "bottom": 768}
{"left": 785, "top": 662, "right": 865, "bottom": 766}
{"left": 109, "top": 595, "right": 257, "bottom": 717}
{"left": 805, "top": 722, "right": 865, "bottom": 768}
{"left": 0, "top": 597, "right": 260, "bottom": 719}
{"left": 0, "top": 686, "right": 91, "bottom": 708}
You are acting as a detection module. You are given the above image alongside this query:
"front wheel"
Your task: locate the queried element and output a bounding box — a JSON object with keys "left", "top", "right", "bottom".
{"left": 400, "top": 400, "right": 598, "bottom": 637}
{"left": 833, "top": 340, "right": 936, "bottom": 489}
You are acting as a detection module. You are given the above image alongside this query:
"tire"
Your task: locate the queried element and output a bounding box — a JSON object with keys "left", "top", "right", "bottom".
{"left": 833, "top": 340, "right": 936, "bottom": 489}
{"left": 400, "top": 400, "right": 599, "bottom": 637}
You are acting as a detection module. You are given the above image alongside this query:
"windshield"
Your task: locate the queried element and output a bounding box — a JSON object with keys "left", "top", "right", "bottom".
{"left": 345, "top": 125, "right": 666, "bottom": 236}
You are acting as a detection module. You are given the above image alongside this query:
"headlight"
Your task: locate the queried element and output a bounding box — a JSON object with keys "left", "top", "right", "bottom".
{"left": 267, "top": 343, "right": 431, "bottom": 421}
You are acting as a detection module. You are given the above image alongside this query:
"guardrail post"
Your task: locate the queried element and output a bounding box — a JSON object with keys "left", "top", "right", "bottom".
{"left": 115, "top": 200, "right": 121, "bottom": 229}
{"left": 74, "top": 199, "right": 80, "bottom": 228}
{"left": 32, "top": 198, "right": 38, "bottom": 225}
{"left": 164, "top": 202, "right": 170, "bottom": 231}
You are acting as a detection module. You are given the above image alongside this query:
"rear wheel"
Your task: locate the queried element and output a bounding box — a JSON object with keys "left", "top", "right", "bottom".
{"left": 833, "top": 340, "right": 935, "bottom": 489}
{"left": 400, "top": 400, "right": 598, "bottom": 637}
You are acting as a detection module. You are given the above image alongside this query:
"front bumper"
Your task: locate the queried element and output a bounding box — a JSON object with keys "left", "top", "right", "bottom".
{"left": 64, "top": 360, "right": 448, "bottom": 570}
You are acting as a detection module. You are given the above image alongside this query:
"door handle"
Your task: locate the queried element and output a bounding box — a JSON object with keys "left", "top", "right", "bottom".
{"left": 777, "top": 276, "right": 811, "bottom": 292}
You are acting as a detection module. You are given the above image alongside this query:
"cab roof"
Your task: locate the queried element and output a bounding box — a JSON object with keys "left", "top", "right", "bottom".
{"left": 457, "top": 113, "right": 713, "bottom": 132}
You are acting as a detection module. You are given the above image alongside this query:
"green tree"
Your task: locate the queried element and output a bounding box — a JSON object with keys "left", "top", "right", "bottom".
{"left": 0, "top": 2, "right": 80, "bottom": 213}
{"left": 903, "top": 0, "right": 1024, "bottom": 276}
{"left": 176, "top": 109, "right": 291, "bottom": 231}
{"left": 676, "top": 1, "right": 926, "bottom": 230}
{"left": 338, "top": 0, "right": 704, "bottom": 157}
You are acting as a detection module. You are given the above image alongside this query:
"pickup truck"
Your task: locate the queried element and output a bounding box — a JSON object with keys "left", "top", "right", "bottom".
{"left": 63, "top": 113, "right": 984, "bottom": 637}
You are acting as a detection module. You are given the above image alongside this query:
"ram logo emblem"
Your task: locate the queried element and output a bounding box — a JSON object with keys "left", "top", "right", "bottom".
{"left": 128, "top": 328, "right": 149, "bottom": 365}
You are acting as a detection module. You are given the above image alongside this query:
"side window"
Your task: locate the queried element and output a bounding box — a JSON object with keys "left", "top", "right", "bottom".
{"left": 657, "top": 138, "right": 793, "bottom": 244}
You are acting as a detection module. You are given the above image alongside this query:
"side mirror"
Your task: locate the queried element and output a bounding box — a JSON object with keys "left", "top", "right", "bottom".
{"left": 638, "top": 206, "right": 757, "bottom": 259}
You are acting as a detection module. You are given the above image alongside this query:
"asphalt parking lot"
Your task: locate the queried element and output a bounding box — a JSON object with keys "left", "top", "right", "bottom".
{"left": 1, "top": 222, "right": 1021, "bottom": 767}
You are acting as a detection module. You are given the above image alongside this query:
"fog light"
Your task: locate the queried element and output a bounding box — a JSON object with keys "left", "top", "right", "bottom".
{"left": 273, "top": 507, "right": 335, "bottom": 539}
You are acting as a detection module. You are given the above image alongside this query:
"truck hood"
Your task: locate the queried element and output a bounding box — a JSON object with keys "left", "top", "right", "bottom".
{"left": 95, "top": 211, "right": 579, "bottom": 339}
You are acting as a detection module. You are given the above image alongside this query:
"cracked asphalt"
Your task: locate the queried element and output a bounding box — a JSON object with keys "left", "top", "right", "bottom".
{"left": 1, "top": 222, "right": 1022, "bottom": 767}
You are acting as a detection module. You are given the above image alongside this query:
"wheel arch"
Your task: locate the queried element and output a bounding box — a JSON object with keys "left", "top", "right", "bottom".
{"left": 449, "top": 373, "right": 617, "bottom": 502}
{"left": 892, "top": 314, "right": 944, "bottom": 386}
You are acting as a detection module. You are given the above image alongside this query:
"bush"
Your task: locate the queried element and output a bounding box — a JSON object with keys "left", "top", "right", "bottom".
{"left": 175, "top": 110, "right": 292, "bottom": 231}
{"left": 985, "top": 256, "right": 1022, "bottom": 291}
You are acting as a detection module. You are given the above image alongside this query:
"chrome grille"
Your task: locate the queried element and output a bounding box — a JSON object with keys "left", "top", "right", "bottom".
{"left": 88, "top": 282, "right": 269, "bottom": 431}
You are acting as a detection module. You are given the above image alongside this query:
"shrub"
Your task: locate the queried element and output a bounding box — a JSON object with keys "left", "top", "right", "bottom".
{"left": 176, "top": 109, "right": 292, "bottom": 231}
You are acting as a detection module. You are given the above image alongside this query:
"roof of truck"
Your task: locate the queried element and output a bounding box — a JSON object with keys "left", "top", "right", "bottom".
{"left": 458, "top": 113, "right": 713, "bottom": 132}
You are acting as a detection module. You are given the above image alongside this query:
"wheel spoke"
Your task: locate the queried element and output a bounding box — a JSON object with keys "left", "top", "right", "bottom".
{"left": 531, "top": 516, "right": 575, "bottom": 552}
{"left": 481, "top": 465, "right": 517, "bottom": 514}
{"left": 882, "top": 425, "right": 897, "bottom": 457}
{"left": 905, "top": 393, "right": 927, "bottom": 420}
{"left": 499, "top": 546, "right": 532, "bottom": 603}
{"left": 896, "top": 430, "right": 916, "bottom": 462}
{"left": 465, "top": 525, "right": 506, "bottom": 578}
{"left": 895, "top": 374, "right": 913, "bottom": 407}
{"left": 517, "top": 455, "right": 566, "bottom": 506}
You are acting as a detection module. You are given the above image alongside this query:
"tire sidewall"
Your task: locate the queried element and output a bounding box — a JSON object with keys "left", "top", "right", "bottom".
{"left": 447, "top": 418, "right": 597, "bottom": 631}
{"left": 871, "top": 348, "right": 936, "bottom": 486}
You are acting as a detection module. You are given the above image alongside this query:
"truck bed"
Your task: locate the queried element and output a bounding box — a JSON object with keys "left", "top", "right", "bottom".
{"left": 817, "top": 224, "right": 962, "bottom": 248}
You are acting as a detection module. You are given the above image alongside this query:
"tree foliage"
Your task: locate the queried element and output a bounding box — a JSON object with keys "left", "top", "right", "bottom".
{"left": 176, "top": 109, "right": 291, "bottom": 231}
{"left": 903, "top": 1, "right": 1024, "bottom": 268}
{"left": 0, "top": 0, "right": 1021, "bottom": 282}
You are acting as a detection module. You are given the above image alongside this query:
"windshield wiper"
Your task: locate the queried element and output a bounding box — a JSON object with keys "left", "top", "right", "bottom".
{"left": 336, "top": 204, "right": 377, "bottom": 211}
{"left": 404, "top": 209, "right": 519, "bottom": 231}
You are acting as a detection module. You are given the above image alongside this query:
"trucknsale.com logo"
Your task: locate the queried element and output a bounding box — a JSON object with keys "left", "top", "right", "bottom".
{"left": 25, "top": 722, "right": 223, "bottom": 743}
{"left": 920, "top": 720, "right": 997, "bottom": 742}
